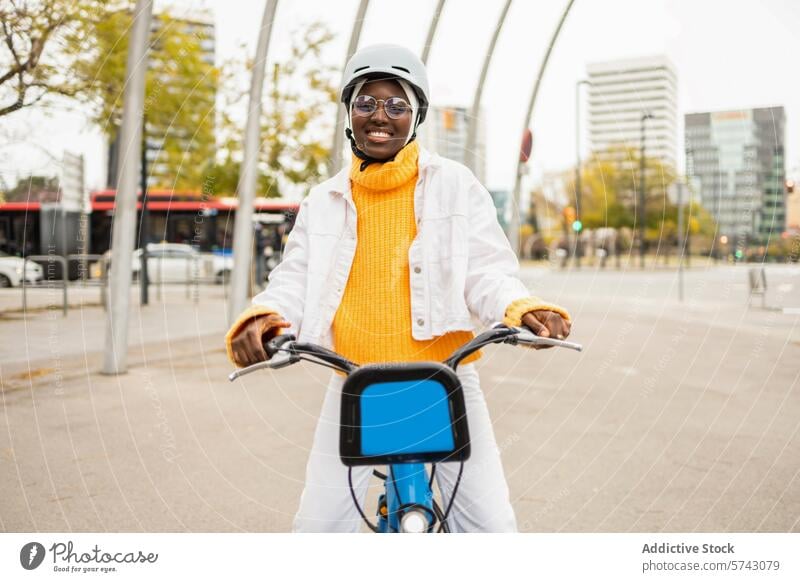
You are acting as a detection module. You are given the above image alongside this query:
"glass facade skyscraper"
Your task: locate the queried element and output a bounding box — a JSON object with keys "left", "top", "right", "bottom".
{"left": 685, "top": 107, "right": 786, "bottom": 243}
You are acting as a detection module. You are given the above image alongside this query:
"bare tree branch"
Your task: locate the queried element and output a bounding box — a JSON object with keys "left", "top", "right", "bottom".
{"left": 0, "top": 0, "right": 105, "bottom": 118}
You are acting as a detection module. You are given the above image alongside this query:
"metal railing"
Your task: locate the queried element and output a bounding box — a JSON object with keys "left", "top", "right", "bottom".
{"left": 19, "top": 252, "right": 227, "bottom": 315}
{"left": 22, "top": 255, "right": 68, "bottom": 316}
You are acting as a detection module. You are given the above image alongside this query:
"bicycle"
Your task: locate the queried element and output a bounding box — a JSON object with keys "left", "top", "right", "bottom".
{"left": 229, "top": 323, "right": 582, "bottom": 533}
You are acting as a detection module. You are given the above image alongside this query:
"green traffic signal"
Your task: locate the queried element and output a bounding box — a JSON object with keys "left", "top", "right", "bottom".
{"left": 572, "top": 220, "right": 583, "bottom": 233}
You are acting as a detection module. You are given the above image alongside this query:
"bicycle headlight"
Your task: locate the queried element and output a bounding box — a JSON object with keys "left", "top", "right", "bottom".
{"left": 400, "top": 508, "right": 429, "bottom": 533}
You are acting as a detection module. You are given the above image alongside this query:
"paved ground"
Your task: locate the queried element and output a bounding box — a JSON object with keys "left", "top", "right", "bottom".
{"left": 1, "top": 263, "right": 798, "bottom": 532}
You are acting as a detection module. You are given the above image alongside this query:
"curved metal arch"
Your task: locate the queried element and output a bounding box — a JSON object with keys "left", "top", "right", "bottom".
{"left": 103, "top": 0, "right": 154, "bottom": 374}
{"left": 509, "top": 0, "right": 577, "bottom": 256}
{"left": 421, "top": 0, "right": 447, "bottom": 65}
{"left": 329, "top": 0, "right": 372, "bottom": 176}
{"left": 228, "top": 0, "right": 280, "bottom": 323}
{"left": 464, "top": 0, "right": 513, "bottom": 177}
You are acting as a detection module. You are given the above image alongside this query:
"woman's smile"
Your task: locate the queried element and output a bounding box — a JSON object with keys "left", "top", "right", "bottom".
{"left": 351, "top": 78, "right": 412, "bottom": 159}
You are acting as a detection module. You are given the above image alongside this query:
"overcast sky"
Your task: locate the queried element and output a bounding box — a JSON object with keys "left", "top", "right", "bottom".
{"left": 2, "top": 0, "right": 798, "bottom": 194}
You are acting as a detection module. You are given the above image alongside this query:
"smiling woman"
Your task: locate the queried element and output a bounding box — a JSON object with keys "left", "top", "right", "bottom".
{"left": 350, "top": 79, "right": 413, "bottom": 160}
{"left": 225, "top": 43, "right": 572, "bottom": 534}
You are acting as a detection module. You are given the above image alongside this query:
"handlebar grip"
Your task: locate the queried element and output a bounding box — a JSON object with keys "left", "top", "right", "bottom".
{"left": 264, "top": 333, "right": 296, "bottom": 359}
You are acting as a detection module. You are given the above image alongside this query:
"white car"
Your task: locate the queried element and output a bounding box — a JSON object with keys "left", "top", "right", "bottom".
{"left": 129, "top": 243, "right": 233, "bottom": 284}
{"left": 0, "top": 251, "right": 44, "bottom": 287}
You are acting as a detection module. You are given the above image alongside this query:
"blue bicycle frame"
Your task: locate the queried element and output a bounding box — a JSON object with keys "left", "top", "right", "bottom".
{"left": 228, "top": 324, "right": 582, "bottom": 533}
{"left": 340, "top": 362, "right": 471, "bottom": 532}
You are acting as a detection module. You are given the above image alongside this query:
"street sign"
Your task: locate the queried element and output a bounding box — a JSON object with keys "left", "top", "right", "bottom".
{"left": 520, "top": 128, "right": 533, "bottom": 163}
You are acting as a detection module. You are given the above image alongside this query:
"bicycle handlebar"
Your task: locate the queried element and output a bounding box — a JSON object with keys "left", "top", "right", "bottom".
{"left": 228, "top": 324, "right": 582, "bottom": 382}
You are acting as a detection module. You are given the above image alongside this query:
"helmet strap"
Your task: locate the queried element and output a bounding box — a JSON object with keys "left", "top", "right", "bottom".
{"left": 344, "top": 77, "right": 421, "bottom": 172}
{"left": 345, "top": 127, "right": 418, "bottom": 172}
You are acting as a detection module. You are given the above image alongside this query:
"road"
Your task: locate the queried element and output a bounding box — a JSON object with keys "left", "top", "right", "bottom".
{"left": 1, "top": 264, "right": 798, "bottom": 532}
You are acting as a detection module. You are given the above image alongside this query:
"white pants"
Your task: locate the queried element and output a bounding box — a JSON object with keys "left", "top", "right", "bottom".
{"left": 293, "top": 364, "right": 518, "bottom": 533}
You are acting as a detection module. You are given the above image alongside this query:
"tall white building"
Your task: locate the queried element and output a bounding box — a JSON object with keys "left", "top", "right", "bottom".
{"left": 586, "top": 55, "right": 678, "bottom": 168}
{"left": 416, "top": 105, "right": 486, "bottom": 185}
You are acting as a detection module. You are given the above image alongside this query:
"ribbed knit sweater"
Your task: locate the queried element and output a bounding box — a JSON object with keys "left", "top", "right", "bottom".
{"left": 331, "top": 141, "right": 479, "bottom": 365}
{"left": 224, "top": 144, "right": 572, "bottom": 368}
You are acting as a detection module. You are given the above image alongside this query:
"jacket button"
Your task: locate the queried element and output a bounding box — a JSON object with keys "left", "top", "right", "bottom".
{"left": 416, "top": 318, "right": 424, "bottom": 326}
{"left": 413, "top": 266, "right": 421, "bottom": 274}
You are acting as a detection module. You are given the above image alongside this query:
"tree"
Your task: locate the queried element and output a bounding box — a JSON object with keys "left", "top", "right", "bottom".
{"left": 573, "top": 146, "right": 682, "bottom": 237}
{"left": 258, "top": 22, "right": 337, "bottom": 198}
{"left": 76, "top": 7, "right": 218, "bottom": 191}
{"left": 565, "top": 146, "right": 717, "bottom": 255}
{"left": 191, "top": 22, "right": 337, "bottom": 199}
{"left": 0, "top": 0, "right": 113, "bottom": 118}
{"left": 2, "top": 174, "right": 59, "bottom": 202}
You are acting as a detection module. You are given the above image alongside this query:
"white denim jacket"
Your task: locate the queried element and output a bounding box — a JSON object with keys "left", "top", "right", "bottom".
{"left": 251, "top": 147, "right": 533, "bottom": 349}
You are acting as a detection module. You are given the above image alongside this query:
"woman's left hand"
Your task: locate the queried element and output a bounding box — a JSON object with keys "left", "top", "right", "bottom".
{"left": 520, "top": 310, "right": 572, "bottom": 349}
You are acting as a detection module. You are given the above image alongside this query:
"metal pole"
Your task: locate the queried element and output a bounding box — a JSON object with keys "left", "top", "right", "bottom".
{"left": 60, "top": 256, "right": 67, "bottom": 317}
{"left": 139, "top": 117, "right": 150, "bottom": 306}
{"left": 228, "top": 0, "right": 279, "bottom": 324}
{"left": 22, "top": 256, "right": 28, "bottom": 312}
{"left": 329, "top": 0, "right": 371, "bottom": 176}
{"left": 510, "top": 0, "right": 577, "bottom": 256}
{"left": 102, "top": 0, "right": 153, "bottom": 375}
{"left": 677, "top": 179, "right": 684, "bottom": 302}
{"left": 465, "top": 0, "right": 512, "bottom": 176}
{"left": 574, "top": 79, "right": 589, "bottom": 268}
{"left": 639, "top": 113, "right": 652, "bottom": 269}
{"left": 421, "top": 0, "right": 446, "bottom": 65}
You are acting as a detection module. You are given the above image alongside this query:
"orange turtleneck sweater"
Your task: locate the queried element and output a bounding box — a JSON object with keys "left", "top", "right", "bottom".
{"left": 224, "top": 142, "right": 572, "bottom": 368}
{"left": 331, "top": 141, "right": 479, "bottom": 365}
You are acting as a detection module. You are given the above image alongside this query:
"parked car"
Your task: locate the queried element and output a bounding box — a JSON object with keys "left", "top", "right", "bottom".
{"left": 0, "top": 251, "right": 44, "bottom": 287}
{"left": 128, "top": 243, "right": 233, "bottom": 284}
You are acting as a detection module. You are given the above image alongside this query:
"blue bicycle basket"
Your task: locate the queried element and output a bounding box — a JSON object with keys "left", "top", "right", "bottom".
{"left": 339, "top": 362, "right": 471, "bottom": 466}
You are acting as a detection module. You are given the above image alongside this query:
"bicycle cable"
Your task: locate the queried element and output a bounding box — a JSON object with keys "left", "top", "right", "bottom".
{"left": 348, "top": 467, "right": 379, "bottom": 533}
{"left": 294, "top": 354, "right": 347, "bottom": 373}
{"left": 437, "top": 460, "right": 464, "bottom": 533}
{"left": 431, "top": 499, "right": 450, "bottom": 533}
{"left": 428, "top": 464, "right": 452, "bottom": 533}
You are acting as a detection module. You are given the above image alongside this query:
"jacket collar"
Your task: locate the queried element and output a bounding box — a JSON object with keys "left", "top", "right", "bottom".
{"left": 325, "top": 145, "right": 441, "bottom": 200}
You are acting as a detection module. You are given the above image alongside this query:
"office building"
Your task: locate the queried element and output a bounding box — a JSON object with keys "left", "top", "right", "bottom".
{"left": 587, "top": 55, "right": 678, "bottom": 168}
{"left": 685, "top": 106, "right": 786, "bottom": 242}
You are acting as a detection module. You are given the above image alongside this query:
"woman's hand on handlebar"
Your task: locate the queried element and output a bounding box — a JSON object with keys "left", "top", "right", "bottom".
{"left": 520, "top": 310, "right": 572, "bottom": 349}
{"left": 231, "top": 313, "right": 291, "bottom": 367}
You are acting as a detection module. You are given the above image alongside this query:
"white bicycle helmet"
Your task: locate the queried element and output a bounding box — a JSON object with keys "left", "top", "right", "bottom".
{"left": 340, "top": 43, "right": 430, "bottom": 124}
{"left": 340, "top": 44, "right": 430, "bottom": 168}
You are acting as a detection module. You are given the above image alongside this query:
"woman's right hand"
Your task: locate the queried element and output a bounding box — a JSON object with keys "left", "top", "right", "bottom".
{"left": 231, "top": 313, "right": 291, "bottom": 367}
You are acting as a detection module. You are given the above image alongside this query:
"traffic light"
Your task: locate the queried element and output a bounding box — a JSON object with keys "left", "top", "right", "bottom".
{"left": 563, "top": 206, "right": 576, "bottom": 223}
{"left": 572, "top": 220, "right": 583, "bottom": 233}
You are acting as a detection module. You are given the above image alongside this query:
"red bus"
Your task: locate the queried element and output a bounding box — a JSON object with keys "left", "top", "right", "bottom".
{"left": 88, "top": 190, "right": 299, "bottom": 255}
{"left": 0, "top": 191, "right": 299, "bottom": 260}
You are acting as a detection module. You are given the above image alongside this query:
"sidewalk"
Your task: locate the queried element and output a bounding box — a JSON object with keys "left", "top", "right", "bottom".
{"left": 0, "top": 285, "right": 228, "bottom": 373}
{"left": 1, "top": 269, "right": 798, "bottom": 532}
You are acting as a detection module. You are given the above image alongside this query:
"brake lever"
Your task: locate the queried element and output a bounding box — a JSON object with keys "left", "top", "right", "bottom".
{"left": 228, "top": 350, "right": 297, "bottom": 382}
{"left": 509, "top": 327, "right": 583, "bottom": 352}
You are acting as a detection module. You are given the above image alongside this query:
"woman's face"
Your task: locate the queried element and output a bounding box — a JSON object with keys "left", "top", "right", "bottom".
{"left": 350, "top": 78, "right": 413, "bottom": 160}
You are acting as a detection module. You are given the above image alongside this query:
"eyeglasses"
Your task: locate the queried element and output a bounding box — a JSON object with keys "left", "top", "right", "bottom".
{"left": 352, "top": 95, "right": 411, "bottom": 119}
